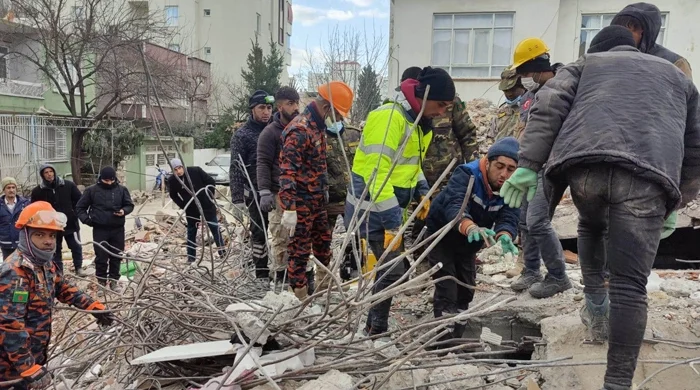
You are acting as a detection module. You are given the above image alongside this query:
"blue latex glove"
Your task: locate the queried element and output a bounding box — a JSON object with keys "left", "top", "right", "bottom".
{"left": 500, "top": 168, "right": 538, "bottom": 208}
{"left": 660, "top": 211, "right": 677, "bottom": 239}
{"left": 466, "top": 226, "right": 496, "bottom": 243}
{"left": 498, "top": 234, "right": 519, "bottom": 256}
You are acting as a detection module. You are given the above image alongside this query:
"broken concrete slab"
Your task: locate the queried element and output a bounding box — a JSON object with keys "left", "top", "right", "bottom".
{"left": 429, "top": 364, "right": 484, "bottom": 390}
{"left": 130, "top": 340, "right": 238, "bottom": 365}
{"left": 660, "top": 277, "right": 700, "bottom": 298}
{"left": 377, "top": 367, "right": 429, "bottom": 390}
{"left": 233, "top": 312, "right": 272, "bottom": 345}
{"left": 296, "top": 369, "right": 353, "bottom": 390}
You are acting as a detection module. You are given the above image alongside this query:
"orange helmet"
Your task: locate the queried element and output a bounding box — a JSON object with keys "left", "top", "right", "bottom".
{"left": 318, "top": 81, "right": 354, "bottom": 119}
{"left": 15, "top": 201, "right": 67, "bottom": 231}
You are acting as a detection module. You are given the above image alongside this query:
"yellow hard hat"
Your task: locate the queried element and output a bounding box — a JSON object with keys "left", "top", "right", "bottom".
{"left": 512, "top": 38, "right": 550, "bottom": 69}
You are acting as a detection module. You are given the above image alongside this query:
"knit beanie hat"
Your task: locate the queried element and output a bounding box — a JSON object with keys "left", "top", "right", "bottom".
{"left": 1, "top": 177, "right": 17, "bottom": 191}
{"left": 249, "top": 90, "right": 273, "bottom": 108}
{"left": 170, "top": 158, "right": 183, "bottom": 169}
{"left": 415, "top": 67, "right": 456, "bottom": 102}
{"left": 487, "top": 137, "right": 520, "bottom": 162}
{"left": 588, "top": 25, "right": 637, "bottom": 54}
{"left": 99, "top": 166, "right": 117, "bottom": 181}
{"left": 516, "top": 54, "right": 552, "bottom": 74}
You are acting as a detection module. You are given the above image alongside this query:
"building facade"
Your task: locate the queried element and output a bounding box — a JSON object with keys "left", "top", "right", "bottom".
{"left": 389, "top": 0, "right": 697, "bottom": 103}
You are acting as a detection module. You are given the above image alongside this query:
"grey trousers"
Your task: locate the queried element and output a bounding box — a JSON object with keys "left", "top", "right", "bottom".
{"left": 566, "top": 164, "right": 666, "bottom": 388}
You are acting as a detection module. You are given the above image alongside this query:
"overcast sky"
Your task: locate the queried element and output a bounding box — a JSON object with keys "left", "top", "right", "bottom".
{"left": 289, "top": 0, "right": 390, "bottom": 77}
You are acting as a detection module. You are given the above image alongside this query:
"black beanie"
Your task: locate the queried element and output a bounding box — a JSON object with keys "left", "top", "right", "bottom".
{"left": 415, "top": 67, "right": 456, "bottom": 101}
{"left": 516, "top": 55, "right": 552, "bottom": 74}
{"left": 249, "top": 90, "right": 272, "bottom": 108}
{"left": 100, "top": 166, "right": 116, "bottom": 181}
{"left": 588, "top": 25, "right": 637, "bottom": 54}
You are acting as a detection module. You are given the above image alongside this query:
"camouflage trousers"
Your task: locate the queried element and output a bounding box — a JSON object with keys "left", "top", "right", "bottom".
{"left": 267, "top": 194, "right": 289, "bottom": 273}
{"left": 287, "top": 196, "right": 332, "bottom": 289}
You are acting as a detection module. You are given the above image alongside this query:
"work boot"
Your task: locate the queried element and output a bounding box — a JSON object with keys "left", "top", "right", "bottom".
{"left": 580, "top": 295, "right": 610, "bottom": 342}
{"left": 74, "top": 268, "right": 87, "bottom": 278}
{"left": 510, "top": 269, "right": 543, "bottom": 292}
{"left": 505, "top": 252, "right": 525, "bottom": 278}
{"left": 314, "top": 267, "right": 331, "bottom": 293}
{"left": 306, "top": 269, "right": 316, "bottom": 295}
{"left": 528, "top": 273, "right": 572, "bottom": 299}
{"left": 109, "top": 280, "right": 122, "bottom": 293}
{"left": 292, "top": 286, "right": 308, "bottom": 301}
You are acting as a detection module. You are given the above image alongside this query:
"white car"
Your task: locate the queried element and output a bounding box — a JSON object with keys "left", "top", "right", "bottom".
{"left": 203, "top": 154, "right": 231, "bottom": 185}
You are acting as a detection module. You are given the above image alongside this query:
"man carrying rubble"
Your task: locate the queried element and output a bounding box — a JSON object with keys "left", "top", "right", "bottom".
{"left": 257, "top": 86, "right": 300, "bottom": 287}
{"left": 344, "top": 67, "right": 455, "bottom": 336}
{"left": 279, "top": 81, "right": 354, "bottom": 300}
{"left": 0, "top": 201, "right": 115, "bottom": 388}
{"left": 500, "top": 26, "right": 700, "bottom": 390}
{"left": 490, "top": 68, "right": 526, "bottom": 141}
{"left": 508, "top": 38, "right": 572, "bottom": 299}
{"left": 1, "top": 177, "right": 29, "bottom": 260}
{"left": 168, "top": 159, "right": 225, "bottom": 263}
{"left": 426, "top": 137, "right": 520, "bottom": 344}
{"left": 230, "top": 90, "right": 274, "bottom": 280}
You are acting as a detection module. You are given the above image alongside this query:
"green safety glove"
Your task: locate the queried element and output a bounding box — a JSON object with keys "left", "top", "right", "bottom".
{"left": 500, "top": 168, "right": 538, "bottom": 208}
{"left": 498, "top": 234, "right": 519, "bottom": 256}
{"left": 660, "top": 211, "right": 677, "bottom": 239}
{"left": 466, "top": 226, "right": 496, "bottom": 244}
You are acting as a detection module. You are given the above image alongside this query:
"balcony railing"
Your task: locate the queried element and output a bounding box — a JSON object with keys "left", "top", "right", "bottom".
{"left": 0, "top": 79, "right": 46, "bottom": 99}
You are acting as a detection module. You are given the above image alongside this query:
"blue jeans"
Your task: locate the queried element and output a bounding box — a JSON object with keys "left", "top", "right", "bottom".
{"left": 186, "top": 209, "right": 225, "bottom": 262}
{"left": 519, "top": 174, "right": 566, "bottom": 278}
{"left": 567, "top": 164, "right": 666, "bottom": 389}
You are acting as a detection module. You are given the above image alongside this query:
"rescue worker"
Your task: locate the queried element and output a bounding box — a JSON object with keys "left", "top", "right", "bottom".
{"left": 1, "top": 178, "right": 29, "bottom": 260}
{"left": 612, "top": 2, "right": 692, "bottom": 78}
{"left": 0, "top": 201, "right": 115, "bottom": 388}
{"left": 30, "top": 164, "right": 84, "bottom": 276}
{"left": 279, "top": 81, "right": 354, "bottom": 300}
{"left": 398, "top": 67, "right": 479, "bottom": 275}
{"left": 325, "top": 122, "right": 363, "bottom": 281}
{"left": 257, "top": 86, "right": 300, "bottom": 287}
{"left": 489, "top": 68, "right": 526, "bottom": 141}
{"left": 501, "top": 26, "right": 700, "bottom": 390}
{"left": 508, "top": 38, "right": 572, "bottom": 299}
{"left": 345, "top": 66, "right": 455, "bottom": 336}
{"left": 75, "top": 166, "right": 134, "bottom": 291}
{"left": 427, "top": 138, "right": 520, "bottom": 344}
{"left": 230, "top": 90, "right": 274, "bottom": 280}
{"left": 168, "top": 159, "right": 225, "bottom": 263}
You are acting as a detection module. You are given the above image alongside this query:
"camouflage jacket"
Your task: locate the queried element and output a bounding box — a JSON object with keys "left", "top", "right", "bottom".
{"left": 489, "top": 103, "right": 522, "bottom": 141}
{"left": 279, "top": 103, "right": 328, "bottom": 210}
{"left": 326, "top": 126, "right": 361, "bottom": 204}
{"left": 423, "top": 96, "right": 478, "bottom": 187}
{"left": 0, "top": 251, "right": 97, "bottom": 380}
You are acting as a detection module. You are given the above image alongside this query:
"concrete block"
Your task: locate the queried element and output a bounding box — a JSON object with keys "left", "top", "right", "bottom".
{"left": 429, "top": 364, "right": 483, "bottom": 390}
{"left": 130, "top": 340, "right": 237, "bottom": 364}
{"left": 297, "top": 370, "right": 353, "bottom": 390}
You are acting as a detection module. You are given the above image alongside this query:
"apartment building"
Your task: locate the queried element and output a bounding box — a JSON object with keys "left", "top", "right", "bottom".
{"left": 390, "top": 0, "right": 698, "bottom": 103}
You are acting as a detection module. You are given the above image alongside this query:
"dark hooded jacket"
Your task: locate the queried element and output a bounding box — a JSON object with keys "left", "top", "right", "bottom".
{"left": 168, "top": 166, "right": 217, "bottom": 218}
{"left": 30, "top": 163, "right": 82, "bottom": 233}
{"left": 76, "top": 176, "right": 134, "bottom": 228}
{"left": 256, "top": 112, "right": 287, "bottom": 194}
{"left": 230, "top": 116, "right": 269, "bottom": 203}
{"left": 518, "top": 46, "right": 700, "bottom": 212}
{"left": 615, "top": 2, "right": 693, "bottom": 78}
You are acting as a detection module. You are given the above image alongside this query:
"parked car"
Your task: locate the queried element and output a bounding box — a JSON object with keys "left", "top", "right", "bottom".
{"left": 203, "top": 154, "right": 231, "bottom": 185}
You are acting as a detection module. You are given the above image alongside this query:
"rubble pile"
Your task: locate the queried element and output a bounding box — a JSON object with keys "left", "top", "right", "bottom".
{"left": 466, "top": 98, "right": 499, "bottom": 156}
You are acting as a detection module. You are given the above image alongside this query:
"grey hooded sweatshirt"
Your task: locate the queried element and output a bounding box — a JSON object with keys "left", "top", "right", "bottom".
{"left": 518, "top": 46, "right": 700, "bottom": 212}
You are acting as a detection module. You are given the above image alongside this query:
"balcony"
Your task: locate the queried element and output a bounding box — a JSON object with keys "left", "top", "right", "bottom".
{"left": 0, "top": 79, "right": 45, "bottom": 99}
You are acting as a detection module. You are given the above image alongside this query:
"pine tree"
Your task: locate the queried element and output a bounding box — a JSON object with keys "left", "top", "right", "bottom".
{"left": 355, "top": 65, "right": 382, "bottom": 122}
{"left": 237, "top": 37, "right": 285, "bottom": 114}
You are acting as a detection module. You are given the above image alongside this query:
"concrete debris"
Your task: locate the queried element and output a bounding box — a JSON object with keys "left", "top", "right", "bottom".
{"left": 480, "top": 327, "right": 503, "bottom": 346}
{"left": 233, "top": 312, "right": 272, "bottom": 345}
{"left": 477, "top": 244, "right": 516, "bottom": 275}
{"left": 374, "top": 338, "right": 401, "bottom": 358}
{"left": 466, "top": 98, "right": 498, "bottom": 156}
{"left": 429, "top": 364, "right": 484, "bottom": 390}
{"left": 377, "top": 367, "right": 429, "bottom": 390}
{"left": 296, "top": 370, "right": 353, "bottom": 390}
{"left": 660, "top": 277, "right": 700, "bottom": 298}
{"left": 131, "top": 340, "right": 237, "bottom": 365}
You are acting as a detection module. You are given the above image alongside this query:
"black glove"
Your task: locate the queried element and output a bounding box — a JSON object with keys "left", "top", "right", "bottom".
{"left": 259, "top": 190, "right": 275, "bottom": 212}
{"left": 92, "top": 311, "right": 116, "bottom": 327}
{"left": 22, "top": 365, "right": 52, "bottom": 390}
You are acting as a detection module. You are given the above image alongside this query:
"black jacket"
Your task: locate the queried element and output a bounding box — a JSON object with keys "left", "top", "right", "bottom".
{"left": 76, "top": 180, "right": 134, "bottom": 228}
{"left": 256, "top": 112, "right": 286, "bottom": 193}
{"left": 31, "top": 178, "right": 82, "bottom": 233}
{"left": 230, "top": 116, "right": 268, "bottom": 203}
{"left": 169, "top": 166, "right": 216, "bottom": 217}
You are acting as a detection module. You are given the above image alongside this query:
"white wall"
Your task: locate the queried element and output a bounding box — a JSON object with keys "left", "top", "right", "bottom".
{"left": 194, "top": 148, "right": 226, "bottom": 167}
{"left": 390, "top": 0, "right": 698, "bottom": 104}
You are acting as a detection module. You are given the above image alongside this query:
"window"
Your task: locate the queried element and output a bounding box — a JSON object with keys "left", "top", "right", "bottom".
{"left": 165, "top": 6, "right": 179, "bottom": 26}
{"left": 579, "top": 13, "right": 668, "bottom": 56}
{"left": 0, "top": 47, "right": 7, "bottom": 80}
{"left": 256, "top": 13, "right": 261, "bottom": 36}
{"left": 278, "top": 0, "right": 285, "bottom": 46}
{"left": 204, "top": 47, "right": 211, "bottom": 55}
{"left": 287, "top": 2, "right": 293, "bottom": 24}
{"left": 204, "top": 9, "right": 211, "bottom": 17}
{"left": 431, "top": 13, "right": 514, "bottom": 78}
{"left": 168, "top": 43, "right": 180, "bottom": 52}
